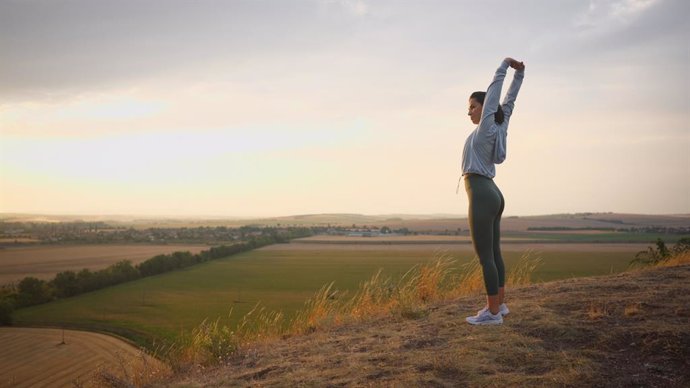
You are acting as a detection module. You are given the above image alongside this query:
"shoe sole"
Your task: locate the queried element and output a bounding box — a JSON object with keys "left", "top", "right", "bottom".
{"left": 474, "top": 307, "right": 510, "bottom": 317}
{"left": 465, "top": 317, "right": 503, "bottom": 325}
{"left": 467, "top": 321, "right": 503, "bottom": 326}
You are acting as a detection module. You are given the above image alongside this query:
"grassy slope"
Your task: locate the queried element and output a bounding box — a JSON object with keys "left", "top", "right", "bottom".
{"left": 168, "top": 264, "right": 690, "bottom": 387}
{"left": 12, "top": 248, "right": 636, "bottom": 347}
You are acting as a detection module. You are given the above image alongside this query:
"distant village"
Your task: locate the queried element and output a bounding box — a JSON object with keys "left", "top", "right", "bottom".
{"left": 0, "top": 221, "right": 416, "bottom": 246}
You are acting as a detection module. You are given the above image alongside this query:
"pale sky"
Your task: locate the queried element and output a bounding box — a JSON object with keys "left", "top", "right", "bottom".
{"left": 1, "top": 0, "right": 688, "bottom": 217}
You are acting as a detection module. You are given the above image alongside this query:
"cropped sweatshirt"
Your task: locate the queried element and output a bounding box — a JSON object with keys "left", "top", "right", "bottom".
{"left": 461, "top": 59, "right": 524, "bottom": 179}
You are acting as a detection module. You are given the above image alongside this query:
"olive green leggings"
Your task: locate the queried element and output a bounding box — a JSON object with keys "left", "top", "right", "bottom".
{"left": 464, "top": 174, "right": 505, "bottom": 296}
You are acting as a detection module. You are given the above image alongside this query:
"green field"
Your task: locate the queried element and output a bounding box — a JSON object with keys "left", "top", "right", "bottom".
{"left": 12, "top": 245, "right": 641, "bottom": 347}
{"left": 505, "top": 231, "right": 687, "bottom": 243}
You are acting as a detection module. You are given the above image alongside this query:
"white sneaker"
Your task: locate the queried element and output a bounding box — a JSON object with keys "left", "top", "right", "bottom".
{"left": 475, "top": 303, "right": 510, "bottom": 317}
{"left": 466, "top": 308, "right": 503, "bottom": 325}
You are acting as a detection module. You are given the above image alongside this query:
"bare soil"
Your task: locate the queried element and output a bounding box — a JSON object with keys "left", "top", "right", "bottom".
{"left": 0, "top": 244, "right": 209, "bottom": 285}
{"left": 0, "top": 327, "right": 163, "bottom": 388}
{"left": 166, "top": 264, "right": 690, "bottom": 387}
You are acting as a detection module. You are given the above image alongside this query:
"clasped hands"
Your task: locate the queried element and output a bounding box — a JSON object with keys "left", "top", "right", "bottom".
{"left": 505, "top": 57, "right": 525, "bottom": 71}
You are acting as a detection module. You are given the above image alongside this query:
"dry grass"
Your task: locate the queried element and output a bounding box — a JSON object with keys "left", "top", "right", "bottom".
{"left": 655, "top": 250, "right": 690, "bottom": 267}
{"left": 176, "top": 251, "right": 542, "bottom": 366}
{"left": 507, "top": 249, "right": 543, "bottom": 286}
{"left": 624, "top": 302, "right": 642, "bottom": 317}
{"left": 166, "top": 260, "right": 690, "bottom": 387}
{"left": 587, "top": 300, "right": 611, "bottom": 320}
{"left": 97, "top": 348, "right": 172, "bottom": 388}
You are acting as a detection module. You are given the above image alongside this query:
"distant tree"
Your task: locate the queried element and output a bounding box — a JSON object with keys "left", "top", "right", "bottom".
{"left": 137, "top": 256, "right": 160, "bottom": 277}
{"left": 0, "top": 298, "right": 13, "bottom": 325}
{"left": 17, "top": 277, "right": 51, "bottom": 307}
{"left": 108, "top": 260, "right": 139, "bottom": 284}
{"left": 52, "top": 271, "right": 80, "bottom": 297}
{"left": 395, "top": 227, "right": 410, "bottom": 235}
{"left": 74, "top": 269, "right": 92, "bottom": 291}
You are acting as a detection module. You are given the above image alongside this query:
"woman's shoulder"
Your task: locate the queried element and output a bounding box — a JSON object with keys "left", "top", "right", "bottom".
{"left": 477, "top": 121, "right": 500, "bottom": 136}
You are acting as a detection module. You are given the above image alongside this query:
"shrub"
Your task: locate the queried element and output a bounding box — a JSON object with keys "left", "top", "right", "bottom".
{"left": 0, "top": 298, "right": 14, "bottom": 325}
{"left": 631, "top": 238, "right": 690, "bottom": 266}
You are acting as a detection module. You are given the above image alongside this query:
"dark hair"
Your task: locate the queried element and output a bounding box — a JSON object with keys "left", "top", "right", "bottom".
{"left": 470, "top": 91, "right": 504, "bottom": 124}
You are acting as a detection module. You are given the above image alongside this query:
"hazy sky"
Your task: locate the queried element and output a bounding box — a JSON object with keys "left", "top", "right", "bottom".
{"left": 1, "top": 0, "right": 688, "bottom": 217}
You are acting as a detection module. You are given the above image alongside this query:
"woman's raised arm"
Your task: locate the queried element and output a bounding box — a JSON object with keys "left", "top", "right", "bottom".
{"left": 502, "top": 59, "right": 525, "bottom": 121}
{"left": 477, "top": 59, "right": 510, "bottom": 132}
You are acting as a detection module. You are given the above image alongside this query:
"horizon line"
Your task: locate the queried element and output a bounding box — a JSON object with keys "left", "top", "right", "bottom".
{"left": 1, "top": 210, "right": 689, "bottom": 221}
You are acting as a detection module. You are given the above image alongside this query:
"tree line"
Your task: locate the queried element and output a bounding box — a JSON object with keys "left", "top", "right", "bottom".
{"left": 0, "top": 222, "right": 293, "bottom": 245}
{"left": 0, "top": 227, "right": 312, "bottom": 325}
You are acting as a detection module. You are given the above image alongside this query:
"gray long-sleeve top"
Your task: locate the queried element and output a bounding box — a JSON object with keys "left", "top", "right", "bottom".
{"left": 461, "top": 59, "right": 524, "bottom": 179}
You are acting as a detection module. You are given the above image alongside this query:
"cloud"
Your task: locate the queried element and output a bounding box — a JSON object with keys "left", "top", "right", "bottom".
{"left": 0, "top": 0, "right": 358, "bottom": 103}
{"left": 610, "top": 0, "right": 660, "bottom": 18}
{"left": 526, "top": 0, "right": 687, "bottom": 66}
{"left": 575, "top": 0, "right": 661, "bottom": 30}
{"left": 320, "top": 0, "right": 369, "bottom": 16}
{"left": 343, "top": 0, "right": 369, "bottom": 16}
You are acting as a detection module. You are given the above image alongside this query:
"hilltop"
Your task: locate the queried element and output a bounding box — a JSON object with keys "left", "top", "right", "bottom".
{"left": 162, "top": 264, "right": 689, "bottom": 387}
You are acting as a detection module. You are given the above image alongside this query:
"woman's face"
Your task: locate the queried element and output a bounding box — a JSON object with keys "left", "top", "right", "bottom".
{"left": 468, "top": 98, "right": 482, "bottom": 125}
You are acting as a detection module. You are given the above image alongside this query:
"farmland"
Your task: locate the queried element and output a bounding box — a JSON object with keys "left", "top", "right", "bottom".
{"left": 0, "top": 244, "right": 210, "bottom": 285}
{"left": 13, "top": 241, "right": 650, "bottom": 348}
{"left": 4, "top": 212, "right": 689, "bottom": 233}
{"left": 0, "top": 327, "right": 164, "bottom": 387}
{"left": 4, "top": 213, "right": 688, "bottom": 387}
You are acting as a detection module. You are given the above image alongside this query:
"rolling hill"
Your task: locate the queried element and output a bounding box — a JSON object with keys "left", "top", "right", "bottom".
{"left": 163, "top": 263, "right": 690, "bottom": 387}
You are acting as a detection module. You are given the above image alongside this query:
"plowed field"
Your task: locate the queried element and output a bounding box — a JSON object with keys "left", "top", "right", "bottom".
{"left": 0, "top": 244, "right": 209, "bottom": 285}
{"left": 0, "top": 327, "right": 164, "bottom": 388}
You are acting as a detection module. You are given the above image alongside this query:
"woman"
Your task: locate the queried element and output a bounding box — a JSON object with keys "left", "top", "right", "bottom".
{"left": 462, "top": 57, "right": 525, "bottom": 325}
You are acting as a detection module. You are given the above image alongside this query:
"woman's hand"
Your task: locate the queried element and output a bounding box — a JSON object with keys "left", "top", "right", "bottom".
{"left": 505, "top": 57, "right": 525, "bottom": 71}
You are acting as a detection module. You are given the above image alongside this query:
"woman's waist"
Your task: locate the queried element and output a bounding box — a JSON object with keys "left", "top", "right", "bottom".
{"left": 463, "top": 172, "right": 493, "bottom": 180}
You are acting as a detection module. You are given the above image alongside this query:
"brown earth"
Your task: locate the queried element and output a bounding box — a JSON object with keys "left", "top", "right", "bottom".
{"left": 0, "top": 327, "right": 165, "bottom": 388}
{"left": 164, "top": 264, "right": 690, "bottom": 387}
{"left": 0, "top": 244, "right": 209, "bottom": 285}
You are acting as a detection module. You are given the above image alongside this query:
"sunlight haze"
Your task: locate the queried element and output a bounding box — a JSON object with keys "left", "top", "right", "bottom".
{"left": 1, "top": 0, "right": 688, "bottom": 217}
